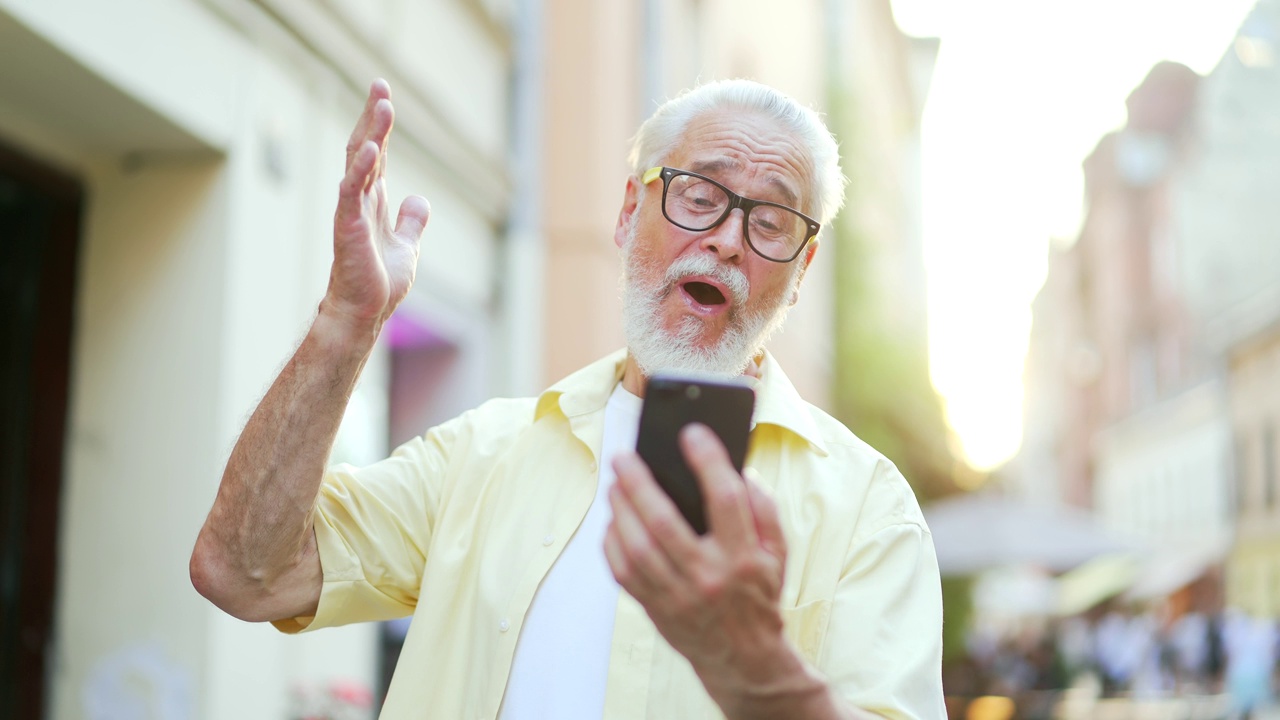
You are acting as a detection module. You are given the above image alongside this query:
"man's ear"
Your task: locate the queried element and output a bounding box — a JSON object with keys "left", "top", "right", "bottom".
{"left": 790, "top": 241, "right": 820, "bottom": 306}
{"left": 614, "top": 176, "right": 642, "bottom": 249}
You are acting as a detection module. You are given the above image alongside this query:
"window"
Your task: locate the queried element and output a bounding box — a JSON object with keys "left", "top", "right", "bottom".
{"left": 1236, "top": 430, "right": 1253, "bottom": 517}
{"left": 1266, "top": 420, "right": 1277, "bottom": 511}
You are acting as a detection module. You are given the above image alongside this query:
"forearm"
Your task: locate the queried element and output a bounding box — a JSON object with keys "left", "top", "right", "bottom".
{"left": 191, "top": 306, "right": 379, "bottom": 619}
{"left": 699, "top": 640, "right": 880, "bottom": 720}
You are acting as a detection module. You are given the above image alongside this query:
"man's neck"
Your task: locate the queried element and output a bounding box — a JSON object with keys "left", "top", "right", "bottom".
{"left": 620, "top": 354, "right": 648, "bottom": 398}
{"left": 618, "top": 352, "right": 764, "bottom": 398}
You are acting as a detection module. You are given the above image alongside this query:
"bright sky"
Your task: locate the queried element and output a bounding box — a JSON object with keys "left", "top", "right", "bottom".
{"left": 889, "top": 0, "right": 1259, "bottom": 471}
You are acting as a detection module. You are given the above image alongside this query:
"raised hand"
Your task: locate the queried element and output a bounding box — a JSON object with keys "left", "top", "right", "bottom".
{"left": 322, "top": 79, "right": 431, "bottom": 333}
{"left": 190, "top": 81, "right": 432, "bottom": 628}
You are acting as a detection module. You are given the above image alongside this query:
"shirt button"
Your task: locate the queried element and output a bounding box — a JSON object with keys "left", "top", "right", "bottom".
{"left": 542, "top": 534, "right": 554, "bottom": 546}
{"left": 499, "top": 619, "right": 510, "bottom": 633}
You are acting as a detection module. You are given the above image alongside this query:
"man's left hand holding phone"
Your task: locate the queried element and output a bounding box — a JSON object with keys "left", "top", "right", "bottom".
{"left": 604, "top": 373, "right": 840, "bottom": 719}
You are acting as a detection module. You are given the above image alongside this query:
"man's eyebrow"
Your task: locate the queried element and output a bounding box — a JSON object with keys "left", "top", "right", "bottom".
{"left": 686, "top": 158, "right": 800, "bottom": 208}
{"left": 688, "top": 157, "right": 741, "bottom": 176}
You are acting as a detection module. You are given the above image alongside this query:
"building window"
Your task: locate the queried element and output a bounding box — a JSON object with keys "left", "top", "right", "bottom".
{"left": 1266, "top": 420, "right": 1277, "bottom": 512}
{"left": 1236, "top": 430, "right": 1252, "bottom": 517}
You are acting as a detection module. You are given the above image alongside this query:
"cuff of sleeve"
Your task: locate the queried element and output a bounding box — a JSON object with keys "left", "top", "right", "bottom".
{"left": 270, "top": 507, "right": 362, "bottom": 634}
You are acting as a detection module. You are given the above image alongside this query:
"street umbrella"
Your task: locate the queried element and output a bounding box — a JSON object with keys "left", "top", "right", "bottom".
{"left": 923, "top": 493, "right": 1138, "bottom": 576}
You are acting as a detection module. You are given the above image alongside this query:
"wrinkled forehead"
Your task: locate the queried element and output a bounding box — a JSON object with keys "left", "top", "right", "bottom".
{"left": 664, "top": 110, "right": 815, "bottom": 212}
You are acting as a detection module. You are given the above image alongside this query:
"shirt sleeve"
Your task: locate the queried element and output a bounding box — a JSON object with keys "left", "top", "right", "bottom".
{"left": 272, "top": 422, "right": 455, "bottom": 634}
{"left": 822, "top": 519, "right": 946, "bottom": 719}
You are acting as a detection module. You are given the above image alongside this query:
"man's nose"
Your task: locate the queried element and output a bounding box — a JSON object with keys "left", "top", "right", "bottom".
{"left": 698, "top": 209, "right": 747, "bottom": 263}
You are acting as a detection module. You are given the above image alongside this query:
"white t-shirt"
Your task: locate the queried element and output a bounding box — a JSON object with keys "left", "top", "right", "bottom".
{"left": 498, "top": 384, "right": 642, "bottom": 719}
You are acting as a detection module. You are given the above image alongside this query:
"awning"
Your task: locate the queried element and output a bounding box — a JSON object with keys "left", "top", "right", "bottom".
{"left": 1056, "top": 553, "right": 1140, "bottom": 615}
{"left": 924, "top": 493, "right": 1140, "bottom": 576}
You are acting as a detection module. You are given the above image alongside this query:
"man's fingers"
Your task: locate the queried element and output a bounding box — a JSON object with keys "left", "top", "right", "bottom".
{"left": 603, "top": 524, "right": 629, "bottom": 583}
{"left": 335, "top": 140, "right": 379, "bottom": 229}
{"left": 680, "top": 424, "right": 755, "bottom": 548}
{"left": 394, "top": 195, "right": 431, "bottom": 242}
{"left": 613, "top": 452, "right": 700, "bottom": 567}
{"left": 351, "top": 98, "right": 393, "bottom": 190}
{"left": 346, "top": 79, "right": 392, "bottom": 167}
{"left": 369, "top": 99, "right": 394, "bottom": 171}
{"left": 607, "top": 483, "right": 679, "bottom": 594}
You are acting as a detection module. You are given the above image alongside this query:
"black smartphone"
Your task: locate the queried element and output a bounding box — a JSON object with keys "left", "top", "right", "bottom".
{"left": 635, "top": 373, "right": 756, "bottom": 535}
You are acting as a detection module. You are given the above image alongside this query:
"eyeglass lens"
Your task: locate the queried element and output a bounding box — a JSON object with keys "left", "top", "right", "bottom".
{"left": 664, "top": 173, "right": 808, "bottom": 261}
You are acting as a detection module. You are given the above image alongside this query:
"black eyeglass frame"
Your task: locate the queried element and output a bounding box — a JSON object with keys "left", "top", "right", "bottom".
{"left": 642, "top": 166, "right": 821, "bottom": 264}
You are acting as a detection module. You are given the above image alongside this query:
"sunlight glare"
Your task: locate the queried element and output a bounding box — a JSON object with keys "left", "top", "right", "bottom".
{"left": 892, "top": 0, "right": 1258, "bottom": 470}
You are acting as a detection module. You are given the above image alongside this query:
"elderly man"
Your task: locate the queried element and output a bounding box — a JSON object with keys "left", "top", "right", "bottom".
{"left": 191, "top": 78, "right": 944, "bottom": 719}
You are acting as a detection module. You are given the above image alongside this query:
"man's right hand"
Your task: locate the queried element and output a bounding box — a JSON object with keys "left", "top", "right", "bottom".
{"left": 190, "top": 79, "right": 430, "bottom": 624}
{"left": 321, "top": 79, "right": 430, "bottom": 335}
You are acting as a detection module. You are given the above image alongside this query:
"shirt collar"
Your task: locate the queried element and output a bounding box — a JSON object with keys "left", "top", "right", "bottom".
{"left": 535, "top": 348, "right": 629, "bottom": 421}
{"left": 537, "top": 349, "right": 829, "bottom": 456}
{"left": 750, "top": 350, "right": 830, "bottom": 456}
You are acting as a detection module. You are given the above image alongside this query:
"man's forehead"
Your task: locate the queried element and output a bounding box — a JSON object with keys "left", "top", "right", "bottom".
{"left": 686, "top": 157, "right": 801, "bottom": 207}
{"left": 665, "top": 111, "right": 812, "bottom": 208}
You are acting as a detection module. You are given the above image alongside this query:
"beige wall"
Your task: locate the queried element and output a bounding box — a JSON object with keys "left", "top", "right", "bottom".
{"left": 540, "top": 0, "right": 641, "bottom": 383}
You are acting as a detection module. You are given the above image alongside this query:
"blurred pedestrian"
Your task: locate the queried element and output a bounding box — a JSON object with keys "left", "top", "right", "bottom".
{"left": 1095, "top": 609, "right": 1137, "bottom": 694}
{"left": 1223, "top": 609, "right": 1276, "bottom": 719}
{"left": 1168, "top": 610, "right": 1210, "bottom": 691}
{"left": 1056, "top": 615, "right": 1096, "bottom": 684}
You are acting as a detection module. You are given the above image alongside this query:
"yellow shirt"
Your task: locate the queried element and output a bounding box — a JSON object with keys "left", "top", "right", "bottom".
{"left": 275, "top": 350, "right": 945, "bottom": 719}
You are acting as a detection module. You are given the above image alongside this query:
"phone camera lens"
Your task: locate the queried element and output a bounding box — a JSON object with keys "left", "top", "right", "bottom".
{"left": 685, "top": 385, "right": 701, "bottom": 400}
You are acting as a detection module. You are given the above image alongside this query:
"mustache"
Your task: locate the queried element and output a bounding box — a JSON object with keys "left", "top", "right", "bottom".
{"left": 658, "top": 254, "right": 750, "bottom": 305}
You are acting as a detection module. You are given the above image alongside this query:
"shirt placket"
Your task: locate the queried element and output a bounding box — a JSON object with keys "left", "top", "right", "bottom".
{"left": 485, "top": 406, "right": 609, "bottom": 718}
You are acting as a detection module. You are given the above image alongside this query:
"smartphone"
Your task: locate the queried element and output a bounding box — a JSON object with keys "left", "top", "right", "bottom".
{"left": 635, "top": 372, "right": 756, "bottom": 535}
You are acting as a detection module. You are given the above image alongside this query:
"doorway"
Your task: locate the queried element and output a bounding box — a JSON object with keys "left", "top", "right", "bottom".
{"left": 0, "top": 141, "right": 82, "bottom": 720}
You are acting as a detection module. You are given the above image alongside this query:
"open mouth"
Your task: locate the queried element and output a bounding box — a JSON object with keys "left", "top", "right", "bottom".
{"left": 682, "top": 281, "right": 727, "bottom": 306}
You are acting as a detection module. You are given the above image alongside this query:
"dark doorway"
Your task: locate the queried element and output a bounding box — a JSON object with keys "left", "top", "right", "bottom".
{"left": 0, "top": 142, "right": 82, "bottom": 720}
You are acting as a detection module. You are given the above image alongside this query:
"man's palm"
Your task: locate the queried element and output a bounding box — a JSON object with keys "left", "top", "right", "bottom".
{"left": 326, "top": 80, "right": 429, "bottom": 328}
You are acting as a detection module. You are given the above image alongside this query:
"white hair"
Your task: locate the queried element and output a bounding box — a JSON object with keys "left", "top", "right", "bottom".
{"left": 628, "top": 79, "right": 847, "bottom": 229}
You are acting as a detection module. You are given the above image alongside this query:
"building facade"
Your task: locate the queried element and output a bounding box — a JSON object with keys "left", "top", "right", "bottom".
{"left": 0, "top": 0, "right": 521, "bottom": 717}
{"left": 1016, "top": 62, "right": 1234, "bottom": 563}
{"left": 1173, "top": 0, "right": 1280, "bottom": 616}
{"left": 1018, "top": 0, "right": 1280, "bottom": 615}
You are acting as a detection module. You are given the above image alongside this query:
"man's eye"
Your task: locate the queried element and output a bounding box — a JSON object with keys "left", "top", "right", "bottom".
{"left": 751, "top": 211, "right": 785, "bottom": 235}
{"left": 675, "top": 183, "right": 724, "bottom": 211}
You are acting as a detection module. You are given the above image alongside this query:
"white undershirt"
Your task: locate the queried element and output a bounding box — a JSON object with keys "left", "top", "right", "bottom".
{"left": 498, "top": 384, "right": 642, "bottom": 720}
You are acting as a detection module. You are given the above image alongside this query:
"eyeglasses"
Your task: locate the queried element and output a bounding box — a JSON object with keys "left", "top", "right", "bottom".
{"left": 641, "top": 166, "right": 820, "bottom": 263}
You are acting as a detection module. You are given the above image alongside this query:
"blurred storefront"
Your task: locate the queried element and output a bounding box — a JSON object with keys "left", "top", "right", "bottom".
{"left": 1224, "top": 319, "right": 1280, "bottom": 617}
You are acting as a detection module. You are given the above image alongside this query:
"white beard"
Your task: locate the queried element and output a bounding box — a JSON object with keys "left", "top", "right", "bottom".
{"left": 620, "top": 218, "right": 801, "bottom": 378}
